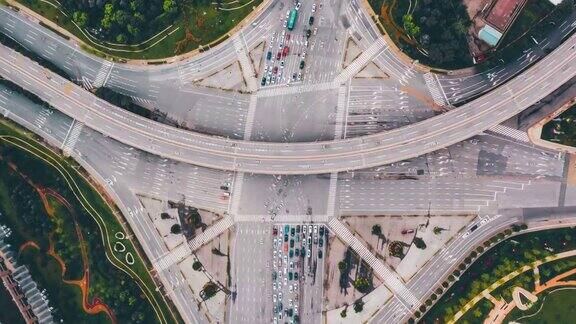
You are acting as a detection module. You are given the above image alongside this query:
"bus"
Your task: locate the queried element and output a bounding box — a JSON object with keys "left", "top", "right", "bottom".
{"left": 287, "top": 9, "right": 297, "bottom": 30}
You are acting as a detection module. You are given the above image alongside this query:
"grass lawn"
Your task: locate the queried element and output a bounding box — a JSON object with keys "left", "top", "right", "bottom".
{"left": 505, "top": 287, "right": 576, "bottom": 323}
{"left": 13, "top": 0, "right": 262, "bottom": 60}
{"left": 0, "top": 118, "right": 182, "bottom": 323}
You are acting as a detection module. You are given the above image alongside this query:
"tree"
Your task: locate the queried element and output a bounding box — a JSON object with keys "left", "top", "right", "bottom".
{"left": 354, "top": 299, "right": 364, "bottom": 313}
{"left": 72, "top": 11, "right": 88, "bottom": 27}
{"left": 403, "top": 14, "right": 420, "bottom": 37}
{"left": 192, "top": 260, "right": 202, "bottom": 271}
{"left": 170, "top": 223, "right": 182, "bottom": 234}
{"left": 116, "top": 34, "right": 126, "bottom": 44}
{"left": 353, "top": 277, "right": 371, "bottom": 293}
{"left": 433, "top": 226, "right": 445, "bottom": 235}
{"left": 340, "top": 308, "right": 347, "bottom": 318}
{"left": 338, "top": 261, "right": 347, "bottom": 271}
{"left": 371, "top": 224, "right": 382, "bottom": 236}
{"left": 160, "top": 212, "right": 171, "bottom": 219}
{"left": 163, "top": 0, "right": 177, "bottom": 14}
{"left": 414, "top": 237, "right": 426, "bottom": 249}
{"left": 202, "top": 282, "right": 219, "bottom": 299}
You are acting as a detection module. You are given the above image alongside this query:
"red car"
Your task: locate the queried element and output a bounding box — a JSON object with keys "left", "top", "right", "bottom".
{"left": 273, "top": 66, "right": 278, "bottom": 74}
{"left": 282, "top": 46, "right": 289, "bottom": 57}
{"left": 276, "top": 52, "right": 282, "bottom": 60}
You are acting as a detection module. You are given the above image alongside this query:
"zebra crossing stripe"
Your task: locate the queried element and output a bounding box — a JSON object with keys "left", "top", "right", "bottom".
{"left": 334, "top": 39, "right": 386, "bottom": 83}
{"left": 424, "top": 73, "right": 448, "bottom": 107}
{"left": 488, "top": 124, "right": 530, "bottom": 142}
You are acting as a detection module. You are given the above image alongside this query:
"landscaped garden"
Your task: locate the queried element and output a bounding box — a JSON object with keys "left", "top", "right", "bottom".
{"left": 13, "top": 0, "right": 262, "bottom": 60}
{"left": 0, "top": 119, "right": 181, "bottom": 323}
{"left": 418, "top": 225, "right": 576, "bottom": 323}
{"left": 542, "top": 104, "right": 576, "bottom": 147}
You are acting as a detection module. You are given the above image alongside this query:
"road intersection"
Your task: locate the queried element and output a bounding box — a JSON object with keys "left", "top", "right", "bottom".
{"left": 1, "top": 0, "right": 576, "bottom": 323}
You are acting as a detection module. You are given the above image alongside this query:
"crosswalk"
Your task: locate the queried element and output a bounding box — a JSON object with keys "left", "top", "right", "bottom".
{"left": 61, "top": 120, "right": 83, "bottom": 155}
{"left": 488, "top": 124, "right": 531, "bottom": 143}
{"left": 334, "top": 39, "right": 387, "bottom": 84}
{"left": 154, "top": 215, "right": 235, "bottom": 272}
{"left": 92, "top": 61, "right": 114, "bottom": 89}
{"left": 423, "top": 73, "right": 448, "bottom": 107}
{"left": 153, "top": 241, "right": 192, "bottom": 272}
{"left": 334, "top": 85, "right": 348, "bottom": 139}
{"left": 131, "top": 96, "right": 156, "bottom": 109}
{"left": 328, "top": 218, "right": 421, "bottom": 309}
{"left": 243, "top": 96, "right": 258, "bottom": 140}
{"left": 232, "top": 36, "right": 258, "bottom": 92}
{"left": 188, "top": 215, "right": 234, "bottom": 250}
{"left": 256, "top": 81, "right": 338, "bottom": 98}
{"left": 326, "top": 173, "right": 339, "bottom": 219}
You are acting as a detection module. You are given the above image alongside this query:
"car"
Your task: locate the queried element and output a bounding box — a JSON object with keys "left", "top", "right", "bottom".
{"left": 288, "top": 272, "right": 293, "bottom": 280}
{"left": 284, "top": 277, "right": 288, "bottom": 285}
{"left": 283, "top": 20, "right": 287, "bottom": 28}
{"left": 307, "top": 237, "right": 311, "bottom": 245}
{"left": 276, "top": 51, "right": 282, "bottom": 60}
{"left": 261, "top": 77, "right": 267, "bottom": 86}
{"left": 299, "top": 60, "right": 305, "bottom": 69}
{"left": 313, "top": 27, "right": 318, "bottom": 35}
{"left": 312, "top": 3, "right": 317, "bottom": 12}
{"left": 306, "top": 29, "right": 312, "bottom": 38}
{"left": 294, "top": 272, "right": 299, "bottom": 280}
{"left": 295, "top": 248, "right": 299, "bottom": 256}
{"left": 318, "top": 250, "right": 323, "bottom": 259}
{"left": 291, "top": 227, "right": 295, "bottom": 236}
{"left": 273, "top": 294, "right": 277, "bottom": 302}
{"left": 314, "top": 236, "right": 318, "bottom": 244}
{"left": 294, "top": 304, "right": 299, "bottom": 314}
{"left": 308, "top": 225, "right": 312, "bottom": 233}
{"left": 307, "top": 249, "right": 311, "bottom": 258}
{"left": 273, "top": 250, "right": 277, "bottom": 257}
{"left": 304, "top": 40, "right": 309, "bottom": 47}
{"left": 314, "top": 225, "right": 318, "bottom": 234}
{"left": 280, "top": 60, "right": 285, "bottom": 67}
{"left": 296, "top": 225, "right": 300, "bottom": 233}
{"left": 279, "top": 292, "right": 283, "bottom": 299}
{"left": 289, "top": 299, "right": 293, "bottom": 307}
{"left": 273, "top": 282, "right": 277, "bottom": 290}
{"left": 267, "top": 51, "right": 272, "bottom": 60}
{"left": 319, "top": 238, "right": 323, "bottom": 247}
{"left": 284, "top": 233, "right": 288, "bottom": 241}
{"left": 289, "top": 249, "right": 294, "bottom": 258}
{"left": 319, "top": 227, "right": 324, "bottom": 236}
{"left": 401, "top": 229, "right": 415, "bottom": 234}
{"left": 295, "top": 2, "right": 301, "bottom": 10}
{"left": 290, "top": 239, "right": 294, "bottom": 248}
{"left": 283, "top": 46, "right": 290, "bottom": 57}
{"left": 289, "top": 285, "right": 293, "bottom": 292}
{"left": 309, "top": 16, "right": 314, "bottom": 25}
{"left": 298, "top": 72, "right": 302, "bottom": 80}
{"left": 290, "top": 261, "right": 294, "bottom": 268}
{"left": 286, "top": 34, "right": 291, "bottom": 41}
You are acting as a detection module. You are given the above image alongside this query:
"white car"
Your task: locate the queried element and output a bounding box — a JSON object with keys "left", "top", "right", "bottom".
{"left": 273, "top": 283, "right": 277, "bottom": 290}
{"left": 279, "top": 292, "right": 283, "bottom": 299}
{"left": 295, "top": 3, "right": 301, "bottom": 10}
{"left": 273, "top": 294, "right": 277, "bottom": 302}
{"left": 289, "top": 299, "right": 293, "bottom": 307}
{"left": 289, "top": 285, "right": 293, "bottom": 293}
{"left": 312, "top": 3, "right": 316, "bottom": 13}
{"left": 314, "top": 225, "right": 318, "bottom": 234}
{"left": 308, "top": 225, "right": 312, "bottom": 233}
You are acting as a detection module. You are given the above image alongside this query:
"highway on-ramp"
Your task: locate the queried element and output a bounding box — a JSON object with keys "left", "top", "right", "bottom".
{"left": 0, "top": 34, "right": 574, "bottom": 175}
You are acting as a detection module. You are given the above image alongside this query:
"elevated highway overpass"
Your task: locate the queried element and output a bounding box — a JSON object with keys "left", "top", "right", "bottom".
{"left": 0, "top": 34, "right": 574, "bottom": 175}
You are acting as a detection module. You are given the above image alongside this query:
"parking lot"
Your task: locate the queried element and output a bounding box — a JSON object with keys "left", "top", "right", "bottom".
{"left": 271, "top": 223, "right": 327, "bottom": 323}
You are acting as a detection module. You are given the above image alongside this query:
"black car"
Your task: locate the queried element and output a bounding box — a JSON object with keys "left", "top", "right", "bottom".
{"left": 261, "top": 77, "right": 266, "bottom": 86}
{"left": 299, "top": 60, "right": 305, "bottom": 69}
{"left": 309, "top": 16, "right": 314, "bottom": 25}
{"left": 306, "top": 29, "right": 311, "bottom": 38}
{"left": 318, "top": 250, "right": 323, "bottom": 259}
{"left": 319, "top": 227, "right": 324, "bottom": 236}
{"left": 267, "top": 51, "right": 272, "bottom": 60}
